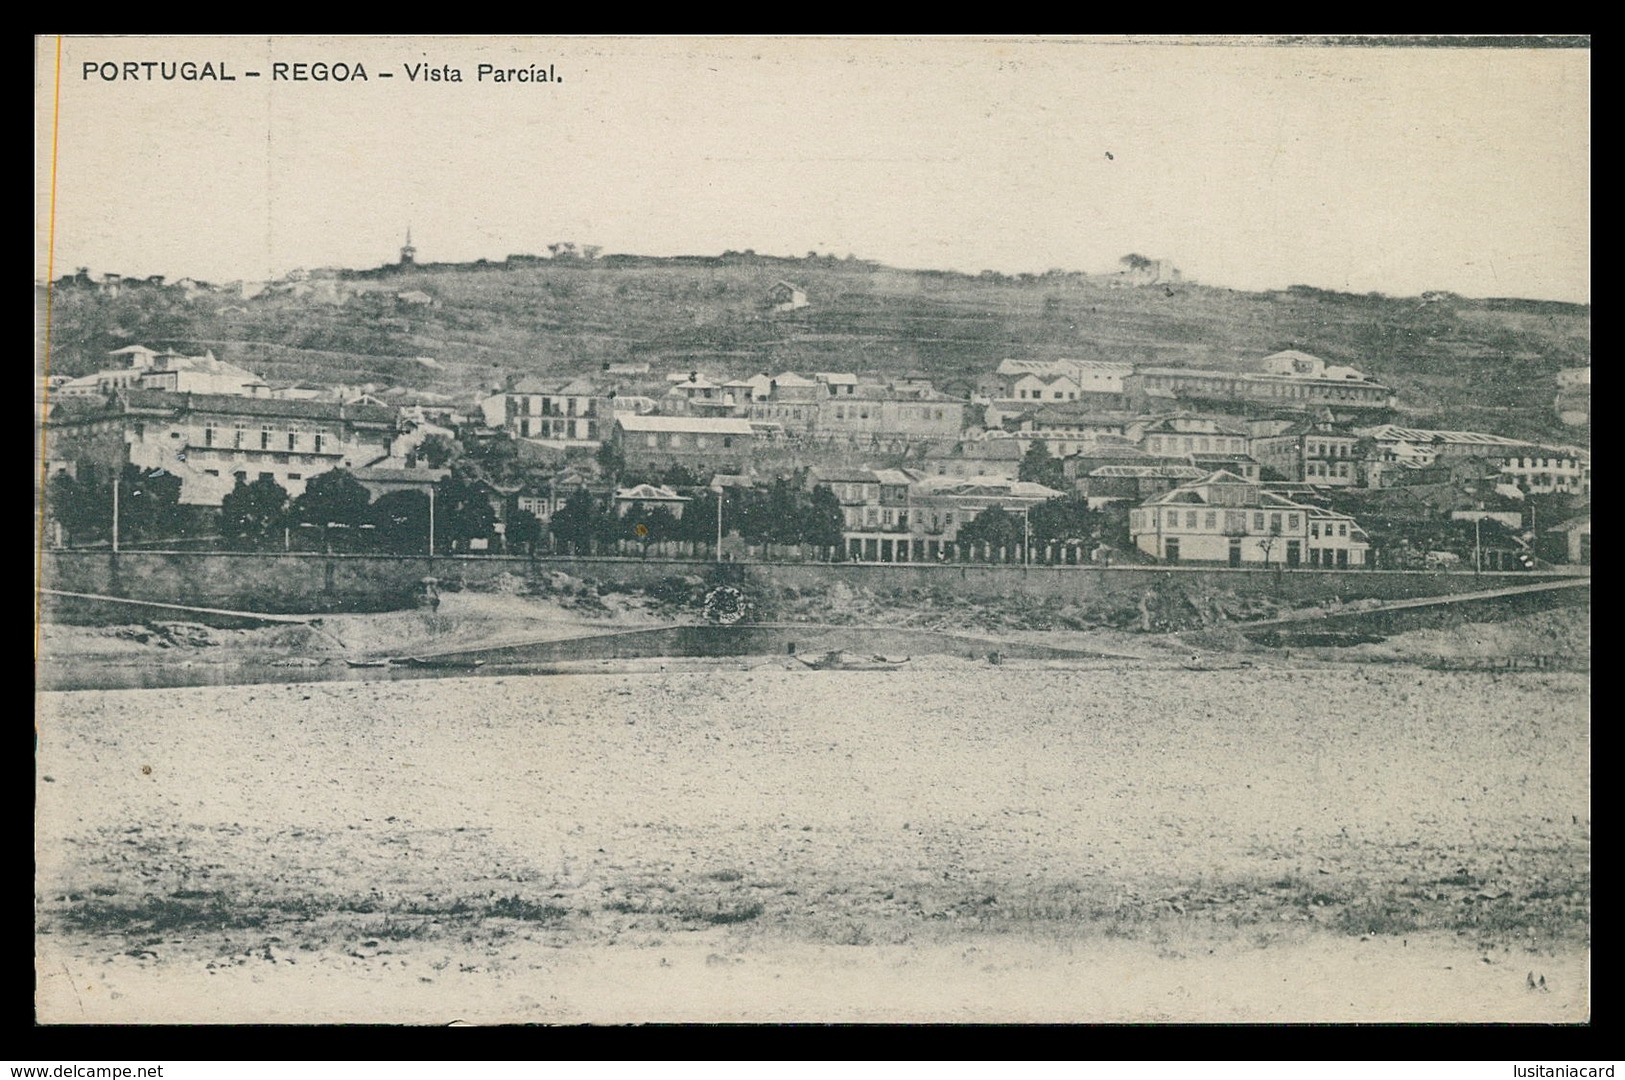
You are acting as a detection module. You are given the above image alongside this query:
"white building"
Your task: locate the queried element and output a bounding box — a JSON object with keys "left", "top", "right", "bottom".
{"left": 1131, "top": 470, "right": 1370, "bottom": 568}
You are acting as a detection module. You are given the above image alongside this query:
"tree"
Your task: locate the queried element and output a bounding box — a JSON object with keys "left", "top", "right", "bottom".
{"left": 290, "top": 468, "right": 373, "bottom": 551}
{"left": 368, "top": 489, "right": 430, "bottom": 553}
{"left": 1026, "top": 495, "right": 1095, "bottom": 546}
{"left": 435, "top": 471, "right": 497, "bottom": 552}
{"left": 802, "top": 485, "right": 845, "bottom": 548}
{"left": 635, "top": 504, "right": 681, "bottom": 544}
{"left": 549, "top": 490, "right": 602, "bottom": 553}
{"left": 957, "top": 506, "right": 1022, "bottom": 551}
{"left": 595, "top": 440, "right": 626, "bottom": 480}
{"left": 506, "top": 509, "right": 543, "bottom": 555}
{"left": 417, "top": 434, "right": 460, "bottom": 470}
{"left": 220, "top": 475, "right": 290, "bottom": 550}
{"left": 1120, "top": 253, "right": 1153, "bottom": 271}
{"left": 46, "top": 470, "right": 109, "bottom": 545}
{"left": 116, "top": 465, "right": 185, "bottom": 543}
{"left": 1018, "top": 440, "right": 1066, "bottom": 490}
{"left": 659, "top": 463, "right": 702, "bottom": 489}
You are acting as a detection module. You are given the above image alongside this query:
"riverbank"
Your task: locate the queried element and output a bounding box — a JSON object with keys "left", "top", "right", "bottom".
{"left": 36, "top": 664, "right": 1589, "bottom": 1023}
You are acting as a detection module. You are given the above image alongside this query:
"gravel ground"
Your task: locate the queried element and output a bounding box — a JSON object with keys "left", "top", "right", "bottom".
{"left": 35, "top": 661, "right": 1590, "bottom": 1023}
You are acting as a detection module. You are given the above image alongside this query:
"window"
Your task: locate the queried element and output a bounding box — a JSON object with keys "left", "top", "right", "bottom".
{"left": 1287, "top": 514, "right": 1299, "bottom": 530}
{"left": 260, "top": 427, "right": 272, "bottom": 450}
{"left": 204, "top": 469, "right": 219, "bottom": 477}
{"left": 722, "top": 436, "right": 733, "bottom": 449}
{"left": 288, "top": 473, "right": 302, "bottom": 481}
{"left": 204, "top": 423, "right": 217, "bottom": 447}
{"left": 233, "top": 471, "right": 247, "bottom": 483}
{"left": 1185, "top": 511, "right": 1197, "bottom": 528}
{"left": 1204, "top": 511, "right": 1216, "bottom": 529}
{"left": 258, "top": 472, "right": 274, "bottom": 482}
{"left": 1338, "top": 523, "right": 1348, "bottom": 537}
{"left": 1253, "top": 512, "right": 1264, "bottom": 531}
{"left": 234, "top": 424, "right": 246, "bottom": 449}
{"left": 1311, "top": 522, "right": 1320, "bottom": 538}
{"left": 1269, "top": 513, "right": 1282, "bottom": 533}
{"left": 314, "top": 431, "right": 327, "bottom": 453}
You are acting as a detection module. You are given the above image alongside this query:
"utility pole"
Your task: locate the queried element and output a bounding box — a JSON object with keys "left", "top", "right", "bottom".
{"left": 715, "top": 490, "right": 724, "bottom": 563}
{"left": 111, "top": 473, "right": 120, "bottom": 554}
{"left": 428, "top": 485, "right": 436, "bottom": 556}
{"left": 1475, "top": 517, "right": 1482, "bottom": 578}
{"left": 1023, "top": 507, "right": 1030, "bottom": 566}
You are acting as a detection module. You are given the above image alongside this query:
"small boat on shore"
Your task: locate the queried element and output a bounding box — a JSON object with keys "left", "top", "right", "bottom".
{"left": 794, "top": 651, "right": 910, "bottom": 672}
{"left": 396, "top": 656, "right": 487, "bottom": 670}
{"left": 345, "top": 658, "right": 392, "bottom": 669}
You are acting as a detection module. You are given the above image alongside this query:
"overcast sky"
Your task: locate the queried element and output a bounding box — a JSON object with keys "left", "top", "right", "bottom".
{"left": 35, "top": 36, "right": 1590, "bottom": 302}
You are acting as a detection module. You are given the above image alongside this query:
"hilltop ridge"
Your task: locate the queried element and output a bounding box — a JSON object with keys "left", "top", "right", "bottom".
{"left": 39, "top": 252, "right": 1590, "bottom": 446}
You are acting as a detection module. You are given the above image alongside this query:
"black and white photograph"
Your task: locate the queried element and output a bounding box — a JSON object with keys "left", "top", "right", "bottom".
{"left": 33, "top": 34, "right": 1590, "bottom": 1024}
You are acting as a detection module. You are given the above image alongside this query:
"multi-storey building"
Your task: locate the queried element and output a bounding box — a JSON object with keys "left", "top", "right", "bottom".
{"left": 1130, "top": 470, "right": 1371, "bottom": 568}
{"left": 1249, "top": 420, "right": 1361, "bottom": 485}
{"left": 502, "top": 378, "right": 608, "bottom": 443}
{"left": 1002, "top": 406, "right": 1129, "bottom": 458}
{"left": 814, "top": 388, "right": 964, "bottom": 442}
{"left": 610, "top": 413, "right": 756, "bottom": 471}
{"left": 1126, "top": 363, "right": 1394, "bottom": 413}
{"left": 1134, "top": 416, "right": 1250, "bottom": 457}
{"left": 46, "top": 389, "right": 400, "bottom": 505}
{"left": 812, "top": 468, "right": 915, "bottom": 562}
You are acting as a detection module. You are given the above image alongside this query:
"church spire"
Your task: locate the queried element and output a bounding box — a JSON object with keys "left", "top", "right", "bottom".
{"left": 400, "top": 227, "right": 417, "bottom": 266}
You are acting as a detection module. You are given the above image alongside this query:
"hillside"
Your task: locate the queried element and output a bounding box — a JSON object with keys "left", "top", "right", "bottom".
{"left": 38, "top": 253, "right": 1590, "bottom": 445}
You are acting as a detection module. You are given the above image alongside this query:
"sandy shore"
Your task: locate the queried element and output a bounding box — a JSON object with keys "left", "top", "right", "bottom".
{"left": 35, "top": 662, "right": 1590, "bottom": 1023}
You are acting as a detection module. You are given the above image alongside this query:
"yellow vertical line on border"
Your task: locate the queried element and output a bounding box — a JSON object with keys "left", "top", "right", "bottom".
{"left": 36, "top": 34, "right": 62, "bottom": 667}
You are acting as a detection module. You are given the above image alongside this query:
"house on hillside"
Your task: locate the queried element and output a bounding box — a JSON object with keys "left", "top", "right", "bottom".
{"left": 920, "top": 438, "right": 1024, "bottom": 480}
{"left": 502, "top": 378, "right": 607, "bottom": 444}
{"left": 610, "top": 413, "right": 756, "bottom": 471}
{"left": 768, "top": 280, "right": 809, "bottom": 311}
{"left": 1248, "top": 420, "right": 1361, "bottom": 485}
{"left": 138, "top": 351, "right": 271, "bottom": 397}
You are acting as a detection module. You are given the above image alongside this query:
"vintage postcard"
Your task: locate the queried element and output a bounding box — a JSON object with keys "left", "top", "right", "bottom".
{"left": 34, "top": 34, "right": 1589, "bottom": 1024}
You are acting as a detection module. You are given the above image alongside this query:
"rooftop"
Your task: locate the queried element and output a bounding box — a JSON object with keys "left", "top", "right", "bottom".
{"left": 613, "top": 413, "right": 755, "bottom": 435}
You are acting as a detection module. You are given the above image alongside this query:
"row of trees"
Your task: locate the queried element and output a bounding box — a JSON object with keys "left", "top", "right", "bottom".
{"left": 547, "top": 478, "right": 845, "bottom": 554}
{"left": 48, "top": 455, "right": 1128, "bottom": 559}
{"left": 47, "top": 466, "right": 198, "bottom": 546}
{"left": 47, "top": 465, "right": 520, "bottom": 554}
{"left": 953, "top": 495, "right": 1109, "bottom": 551}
